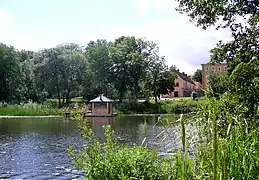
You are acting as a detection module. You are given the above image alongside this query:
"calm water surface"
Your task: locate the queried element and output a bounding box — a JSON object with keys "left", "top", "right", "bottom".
{"left": 0, "top": 115, "right": 191, "bottom": 179}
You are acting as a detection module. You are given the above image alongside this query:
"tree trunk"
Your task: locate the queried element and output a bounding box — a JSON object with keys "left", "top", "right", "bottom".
{"left": 66, "top": 89, "right": 70, "bottom": 104}
{"left": 0, "top": 73, "right": 6, "bottom": 101}
{"left": 52, "top": 54, "right": 61, "bottom": 108}
{"left": 154, "top": 93, "right": 158, "bottom": 103}
{"left": 134, "top": 81, "right": 138, "bottom": 102}
{"left": 119, "top": 89, "right": 124, "bottom": 103}
{"left": 119, "top": 68, "right": 127, "bottom": 102}
{"left": 153, "top": 73, "right": 158, "bottom": 104}
{"left": 57, "top": 92, "right": 61, "bottom": 107}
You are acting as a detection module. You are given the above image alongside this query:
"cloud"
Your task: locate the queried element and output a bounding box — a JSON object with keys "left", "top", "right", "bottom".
{"left": 105, "top": 21, "right": 231, "bottom": 74}
{"left": 0, "top": 1, "right": 232, "bottom": 75}
{"left": 118, "top": 0, "right": 232, "bottom": 74}
{"left": 0, "top": 9, "right": 15, "bottom": 45}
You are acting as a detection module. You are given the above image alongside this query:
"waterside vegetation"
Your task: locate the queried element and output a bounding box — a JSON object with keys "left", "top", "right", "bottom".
{"left": 69, "top": 93, "right": 258, "bottom": 179}
{"left": 117, "top": 98, "right": 204, "bottom": 115}
{"left": 0, "top": 102, "right": 63, "bottom": 116}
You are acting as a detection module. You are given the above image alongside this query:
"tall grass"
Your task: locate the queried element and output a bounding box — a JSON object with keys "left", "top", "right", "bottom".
{"left": 0, "top": 102, "right": 63, "bottom": 116}
{"left": 69, "top": 92, "right": 258, "bottom": 179}
{"left": 190, "top": 93, "right": 258, "bottom": 179}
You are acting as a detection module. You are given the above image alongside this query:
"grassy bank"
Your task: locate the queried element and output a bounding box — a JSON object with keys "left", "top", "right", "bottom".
{"left": 0, "top": 102, "right": 63, "bottom": 116}
{"left": 117, "top": 98, "right": 204, "bottom": 114}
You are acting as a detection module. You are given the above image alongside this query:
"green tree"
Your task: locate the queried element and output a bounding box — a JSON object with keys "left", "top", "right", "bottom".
{"left": 230, "top": 60, "right": 259, "bottom": 116}
{"left": 109, "top": 36, "right": 154, "bottom": 102}
{"left": 56, "top": 43, "right": 87, "bottom": 104}
{"left": 35, "top": 44, "right": 88, "bottom": 106}
{"left": 20, "top": 54, "right": 38, "bottom": 101}
{"left": 147, "top": 55, "right": 174, "bottom": 103}
{"left": 207, "top": 71, "right": 230, "bottom": 97}
{"left": 192, "top": 69, "right": 202, "bottom": 84}
{"left": 0, "top": 43, "right": 24, "bottom": 102}
{"left": 84, "top": 39, "right": 114, "bottom": 100}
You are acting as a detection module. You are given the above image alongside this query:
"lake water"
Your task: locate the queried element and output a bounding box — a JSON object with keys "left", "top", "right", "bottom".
{"left": 0, "top": 115, "right": 194, "bottom": 179}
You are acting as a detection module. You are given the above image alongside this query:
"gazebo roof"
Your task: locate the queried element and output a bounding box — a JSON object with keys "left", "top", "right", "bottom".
{"left": 90, "top": 94, "right": 114, "bottom": 103}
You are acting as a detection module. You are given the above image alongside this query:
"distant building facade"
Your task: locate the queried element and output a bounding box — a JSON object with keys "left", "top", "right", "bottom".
{"left": 201, "top": 63, "right": 227, "bottom": 88}
{"left": 169, "top": 71, "right": 202, "bottom": 97}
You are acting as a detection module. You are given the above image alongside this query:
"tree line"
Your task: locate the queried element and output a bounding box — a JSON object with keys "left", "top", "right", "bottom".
{"left": 0, "top": 36, "right": 175, "bottom": 106}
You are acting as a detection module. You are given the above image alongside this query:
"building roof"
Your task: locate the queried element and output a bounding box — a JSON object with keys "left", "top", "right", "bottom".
{"left": 201, "top": 62, "right": 227, "bottom": 65}
{"left": 90, "top": 94, "right": 114, "bottom": 103}
{"left": 176, "top": 71, "right": 195, "bottom": 85}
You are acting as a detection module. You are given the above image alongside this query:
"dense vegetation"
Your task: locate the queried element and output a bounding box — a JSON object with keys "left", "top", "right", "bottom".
{"left": 0, "top": 37, "right": 175, "bottom": 107}
{"left": 117, "top": 98, "right": 203, "bottom": 114}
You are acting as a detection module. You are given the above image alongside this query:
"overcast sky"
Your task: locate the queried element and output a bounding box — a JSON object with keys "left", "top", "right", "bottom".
{"left": 0, "top": 0, "right": 231, "bottom": 74}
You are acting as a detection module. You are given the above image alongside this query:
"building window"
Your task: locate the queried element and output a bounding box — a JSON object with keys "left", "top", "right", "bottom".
{"left": 212, "top": 67, "right": 215, "bottom": 71}
{"left": 175, "top": 82, "right": 179, "bottom": 87}
{"left": 218, "top": 67, "right": 221, "bottom": 71}
{"left": 206, "top": 67, "right": 209, "bottom": 72}
{"left": 224, "top": 66, "right": 227, "bottom": 71}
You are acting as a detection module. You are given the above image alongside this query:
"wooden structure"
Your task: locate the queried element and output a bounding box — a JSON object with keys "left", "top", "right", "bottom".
{"left": 87, "top": 94, "right": 115, "bottom": 117}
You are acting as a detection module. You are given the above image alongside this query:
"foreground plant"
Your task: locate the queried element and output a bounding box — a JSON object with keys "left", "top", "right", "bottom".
{"left": 194, "top": 93, "right": 259, "bottom": 180}
{"left": 68, "top": 113, "right": 175, "bottom": 180}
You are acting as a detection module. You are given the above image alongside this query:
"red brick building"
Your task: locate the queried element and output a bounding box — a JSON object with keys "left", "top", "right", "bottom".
{"left": 169, "top": 71, "right": 202, "bottom": 97}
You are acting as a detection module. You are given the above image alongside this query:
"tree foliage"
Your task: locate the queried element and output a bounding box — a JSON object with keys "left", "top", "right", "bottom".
{"left": 192, "top": 69, "right": 202, "bottom": 84}
{"left": 0, "top": 36, "right": 175, "bottom": 105}
{"left": 0, "top": 43, "right": 24, "bottom": 102}
{"left": 206, "top": 71, "right": 230, "bottom": 97}
{"left": 146, "top": 54, "right": 175, "bottom": 103}
{"left": 230, "top": 60, "right": 259, "bottom": 115}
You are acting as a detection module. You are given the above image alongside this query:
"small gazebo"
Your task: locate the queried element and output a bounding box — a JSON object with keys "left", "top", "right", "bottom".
{"left": 89, "top": 94, "right": 115, "bottom": 116}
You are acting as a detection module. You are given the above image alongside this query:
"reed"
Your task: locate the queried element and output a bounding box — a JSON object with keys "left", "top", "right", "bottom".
{"left": 0, "top": 102, "right": 63, "bottom": 116}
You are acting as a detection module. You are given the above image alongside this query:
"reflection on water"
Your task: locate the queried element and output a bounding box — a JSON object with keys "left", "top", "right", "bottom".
{"left": 0, "top": 115, "right": 195, "bottom": 179}
{"left": 0, "top": 118, "right": 85, "bottom": 179}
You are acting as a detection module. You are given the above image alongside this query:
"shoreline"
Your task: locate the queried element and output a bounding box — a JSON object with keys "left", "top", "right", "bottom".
{"left": 0, "top": 115, "right": 63, "bottom": 119}
{"left": 0, "top": 113, "right": 192, "bottom": 119}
